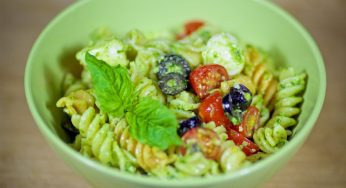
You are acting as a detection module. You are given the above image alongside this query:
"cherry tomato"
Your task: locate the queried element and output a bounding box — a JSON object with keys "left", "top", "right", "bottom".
{"left": 235, "top": 106, "right": 260, "bottom": 138}
{"left": 181, "top": 127, "right": 221, "bottom": 160}
{"left": 185, "top": 20, "right": 204, "bottom": 35}
{"left": 190, "top": 64, "right": 229, "bottom": 99}
{"left": 198, "top": 91, "right": 233, "bottom": 128}
{"left": 227, "top": 129, "right": 259, "bottom": 156}
{"left": 176, "top": 20, "right": 205, "bottom": 40}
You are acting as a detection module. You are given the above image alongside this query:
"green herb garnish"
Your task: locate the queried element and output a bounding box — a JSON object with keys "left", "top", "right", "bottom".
{"left": 85, "top": 52, "right": 136, "bottom": 117}
{"left": 126, "top": 97, "right": 182, "bottom": 150}
{"left": 85, "top": 53, "right": 181, "bottom": 150}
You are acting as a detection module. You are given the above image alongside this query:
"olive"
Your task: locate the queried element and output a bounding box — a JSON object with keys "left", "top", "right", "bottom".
{"left": 157, "top": 54, "right": 190, "bottom": 79}
{"left": 229, "top": 84, "right": 252, "bottom": 111}
{"left": 178, "top": 116, "right": 201, "bottom": 136}
{"left": 222, "top": 84, "right": 253, "bottom": 125}
{"left": 222, "top": 94, "right": 233, "bottom": 114}
{"left": 61, "top": 114, "right": 79, "bottom": 137}
{"left": 158, "top": 73, "right": 187, "bottom": 95}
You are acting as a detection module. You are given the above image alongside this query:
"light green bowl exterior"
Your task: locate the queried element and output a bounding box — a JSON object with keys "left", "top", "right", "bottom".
{"left": 25, "top": 0, "right": 326, "bottom": 187}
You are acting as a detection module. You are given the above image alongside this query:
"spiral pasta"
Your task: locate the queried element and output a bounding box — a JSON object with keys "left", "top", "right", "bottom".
{"left": 129, "top": 61, "right": 146, "bottom": 85}
{"left": 135, "top": 47, "right": 163, "bottom": 80}
{"left": 167, "top": 91, "right": 200, "bottom": 120}
{"left": 172, "top": 152, "right": 220, "bottom": 177}
{"left": 71, "top": 107, "right": 107, "bottom": 145}
{"left": 201, "top": 122, "right": 249, "bottom": 173}
{"left": 171, "top": 42, "right": 203, "bottom": 68}
{"left": 220, "top": 74, "right": 256, "bottom": 95}
{"left": 113, "top": 118, "right": 176, "bottom": 174}
{"left": 72, "top": 108, "right": 107, "bottom": 158}
{"left": 202, "top": 121, "right": 228, "bottom": 142}
{"left": 71, "top": 107, "right": 137, "bottom": 172}
{"left": 266, "top": 69, "right": 306, "bottom": 128}
{"left": 134, "top": 77, "right": 165, "bottom": 104}
{"left": 171, "top": 26, "right": 217, "bottom": 68}
{"left": 253, "top": 123, "right": 287, "bottom": 153}
{"left": 56, "top": 89, "right": 95, "bottom": 116}
{"left": 71, "top": 134, "right": 82, "bottom": 150}
{"left": 219, "top": 140, "right": 249, "bottom": 173}
{"left": 251, "top": 95, "right": 270, "bottom": 126}
{"left": 243, "top": 45, "right": 278, "bottom": 107}
{"left": 246, "top": 152, "right": 269, "bottom": 163}
{"left": 123, "top": 29, "right": 147, "bottom": 54}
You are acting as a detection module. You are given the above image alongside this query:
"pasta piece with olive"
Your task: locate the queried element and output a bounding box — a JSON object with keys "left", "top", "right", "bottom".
{"left": 56, "top": 89, "right": 95, "bottom": 116}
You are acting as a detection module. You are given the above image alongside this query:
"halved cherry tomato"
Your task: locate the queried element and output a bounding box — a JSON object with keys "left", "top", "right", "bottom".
{"left": 190, "top": 64, "right": 229, "bottom": 99}
{"left": 176, "top": 20, "right": 205, "bottom": 40}
{"left": 198, "top": 91, "right": 233, "bottom": 128}
{"left": 181, "top": 127, "right": 221, "bottom": 160}
{"left": 233, "top": 106, "right": 260, "bottom": 138}
{"left": 227, "top": 129, "right": 259, "bottom": 156}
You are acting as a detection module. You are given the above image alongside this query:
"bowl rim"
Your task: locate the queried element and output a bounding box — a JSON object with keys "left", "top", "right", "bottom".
{"left": 25, "top": 0, "right": 326, "bottom": 186}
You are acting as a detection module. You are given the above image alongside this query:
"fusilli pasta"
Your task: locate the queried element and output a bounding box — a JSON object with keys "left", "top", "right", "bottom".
{"left": 134, "top": 77, "right": 165, "bottom": 104}
{"left": 202, "top": 122, "right": 249, "bottom": 173}
{"left": 219, "top": 140, "right": 248, "bottom": 173}
{"left": 167, "top": 91, "right": 199, "bottom": 120}
{"left": 71, "top": 107, "right": 137, "bottom": 172}
{"left": 266, "top": 68, "right": 306, "bottom": 128}
{"left": 202, "top": 121, "right": 228, "bottom": 142}
{"left": 251, "top": 95, "right": 270, "bottom": 126}
{"left": 56, "top": 89, "right": 95, "bottom": 116}
{"left": 253, "top": 123, "right": 287, "bottom": 153}
{"left": 173, "top": 152, "right": 220, "bottom": 177}
{"left": 221, "top": 74, "right": 256, "bottom": 95}
{"left": 113, "top": 118, "right": 176, "bottom": 173}
{"left": 244, "top": 45, "right": 278, "bottom": 107}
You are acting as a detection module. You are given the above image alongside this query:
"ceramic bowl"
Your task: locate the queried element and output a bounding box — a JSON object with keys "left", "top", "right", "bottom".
{"left": 25, "top": 0, "right": 326, "bottom": 187}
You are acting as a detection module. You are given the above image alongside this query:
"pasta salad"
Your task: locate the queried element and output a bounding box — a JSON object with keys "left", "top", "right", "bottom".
{"left": 56, "top": 21, "right": 307, "bottom": 178}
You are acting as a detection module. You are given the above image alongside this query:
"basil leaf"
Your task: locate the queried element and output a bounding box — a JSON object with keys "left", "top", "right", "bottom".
{"left": 85, "top": 52, "right": 135, "bottom": 117}
{"left": 126, "top": 97, "right": 182, "bottom": 150}
{"left": 85, "top": 53, "right": 181, "bottom": 150}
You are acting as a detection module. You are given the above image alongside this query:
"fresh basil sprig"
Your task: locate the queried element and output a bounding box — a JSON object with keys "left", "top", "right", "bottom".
{"left": 85, "top": 53, "right": 181, "bottom": 150}
{"left": 85, "top": 52, "right": 136, "bottom": 117}
{"left": 126, "top": 97, "right": 182, "bottom": 150}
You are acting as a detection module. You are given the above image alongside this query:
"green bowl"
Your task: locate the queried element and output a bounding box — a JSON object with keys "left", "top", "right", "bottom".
{"left": 25, "top": 0, "right": 326, "bottom": 187}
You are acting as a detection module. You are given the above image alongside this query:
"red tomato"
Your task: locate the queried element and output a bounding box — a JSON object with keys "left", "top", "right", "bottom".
{"left": 234, "top": 106, "right": 260, "bottom": 138}
{"left": 181, "top": 127, "right": 221, "bottom": 160}
{"left": 176, "top": 20, "right": 205, "bottom": 40}
{"left": 185, "top": 20, "right": 204, "bottom": 35}
{"left": 227, "top": 129, "right": 259, "bottom": 156}
{"left": 198, "top": 91, "right": 233, "bottom": 128}
{"left": 190, "top": 64, "right": 229, "bottom": 99}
